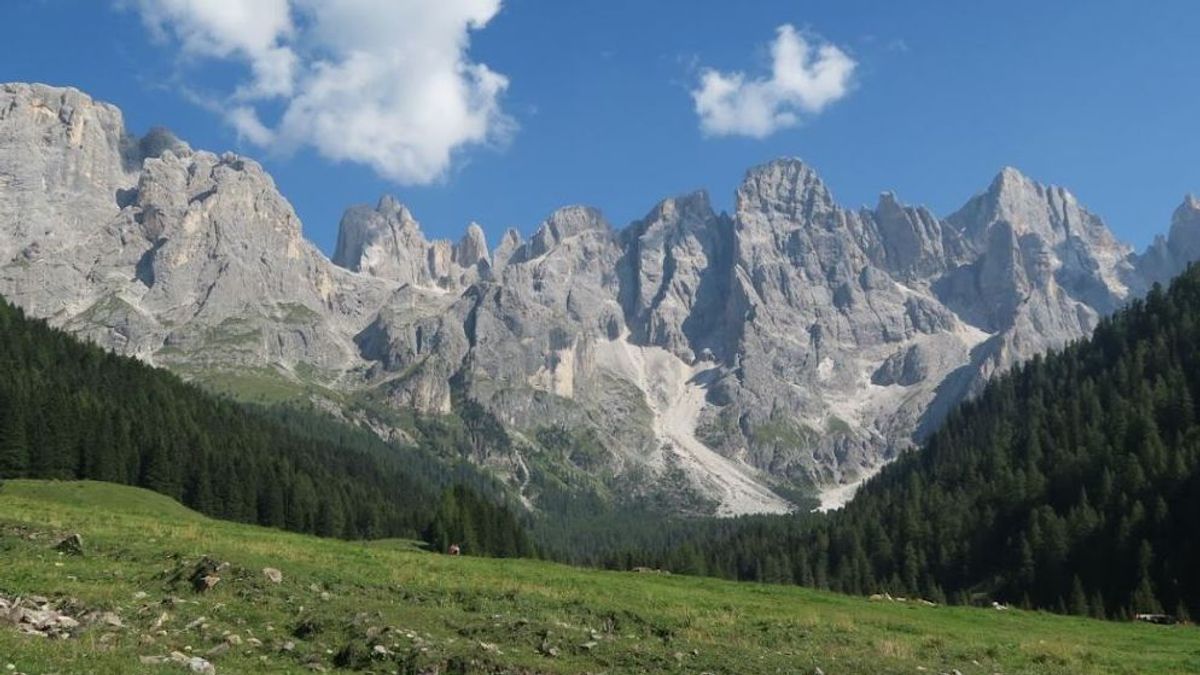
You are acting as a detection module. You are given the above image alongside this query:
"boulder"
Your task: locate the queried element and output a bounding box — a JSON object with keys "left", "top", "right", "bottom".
{"left": 54, "top": 534, "right": 84, "bottom": 556}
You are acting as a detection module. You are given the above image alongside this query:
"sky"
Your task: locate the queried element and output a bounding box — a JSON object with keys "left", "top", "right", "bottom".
{"left": 2, "top": 1, "right": 1198, "bottom": 253}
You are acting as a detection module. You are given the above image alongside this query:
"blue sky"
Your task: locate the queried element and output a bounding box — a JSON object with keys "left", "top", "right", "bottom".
{"left": 3, "top": 1, "right": 1198, "bottom": 253}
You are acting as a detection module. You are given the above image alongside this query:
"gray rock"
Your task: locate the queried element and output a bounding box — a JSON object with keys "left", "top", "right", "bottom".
{"left": 54, "top": 533, "right": 84, "bottom": 554}
{"left": 3, "top": 84, "right": 1199, "bottom": 516}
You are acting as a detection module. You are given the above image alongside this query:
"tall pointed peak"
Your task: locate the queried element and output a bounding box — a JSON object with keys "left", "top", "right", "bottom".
{"left": 454, "top": 222, "right": 490, "bottom": 267}
{"left": 995, "top": 165, "right": 1029, "bottom": 183}
{"left": 985, "top": 166, "right": 1044, "bottom": 201}
{"left": 370, "top": 194, "right": 423, "bottom": 234}
{"left": 377, "top": 194, "right": 402, "bottom": 213}
{"left": 642, "top": 189, "right": 714, "bottom": 224}
{"left": 876, "top": 190, "right": 902, "bottom": 211}
{"left": 737, "top": 157, "right": 834, "bottom": 214}
{"left": 500, "top": 227, "right": 522, "bottom": 246}
{"left": 983, "top": 166, "right": 1079, "bottom": 206}
{"left": 742, "top": 157, "right": 827, "bottom": 188}
{"left": 544, "top": 205, "right": 610, "bottom": 237}
{"left": 1167, "top": 193, "right": 1200, "bottom": 252}
{"left": 1174, "top": 193, "right": 1200, "bottom": 223}
{"left": 522, "top": 206, "right": 609, "bottom": 259}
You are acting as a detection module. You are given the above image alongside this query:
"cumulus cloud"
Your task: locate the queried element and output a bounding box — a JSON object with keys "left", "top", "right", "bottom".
{"left": 692, "top": 25, "right": 855, "bottom": 139}
{"left": 126, "top": 0, "right": 512, "bottom": 184}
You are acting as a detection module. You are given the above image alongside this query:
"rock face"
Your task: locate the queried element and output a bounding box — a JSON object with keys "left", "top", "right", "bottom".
{"left": 0, "top": 83, "right": 391, "bottom": 380}
{"left": 3, "top": 83, "right": 1199, "bottom": 516}
{"left": 1138, "top": 194, "right": 1200, "bottom": 288}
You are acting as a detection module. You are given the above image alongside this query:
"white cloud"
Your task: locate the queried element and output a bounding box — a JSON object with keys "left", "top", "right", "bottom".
{"left": 130, "top": 0, "right": 297, "bottom": 98}
{"left": 126, "top": 0, "right": 512, "bottom": 185}
{"left": 692, "top": 25, "right": 856, "bottom": 139}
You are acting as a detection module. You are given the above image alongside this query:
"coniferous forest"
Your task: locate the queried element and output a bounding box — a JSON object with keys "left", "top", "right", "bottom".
{"left": 595, "top": 265, "right": 1200, "bottom": 621}
{"left": 0, "top": 296, "right": 532, "bottom": 557}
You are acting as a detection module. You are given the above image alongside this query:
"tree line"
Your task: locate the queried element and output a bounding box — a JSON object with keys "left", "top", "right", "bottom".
{"left": 0, "top": 296, "right": 532, "bottom": 557}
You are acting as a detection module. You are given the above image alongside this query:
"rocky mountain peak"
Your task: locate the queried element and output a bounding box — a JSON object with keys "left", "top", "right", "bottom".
{"left": 1172, "top": 193, "right": 1200, "bottom": 227}
{"left": 546, "top": 205, "right": 609, "bottom": 237}
{"left": 875, "top": 190, "right": 902, "bottom": 212}
{"left": 950, "top": 167, "right": 1103, "bottom": 250}
{"left": 869, "top": 191, "right": 966, "bottom": 280}
{"left": 374, "top": 194, "right": 420, "bottom": 231}
{"left": 332, "top": 195, "right": 438, "bottom": 283}
{"left": 1166, "top": 194, "right": 1200, "bottom": 263}
{"left": 454, "top": 222, "right": 490, "bottom": 268}
{"left": 525, "top": 205, "right": 610, "bottom": 258}
{"left": 653, "top": 190, "right": 713, "bottom": 223}
{"left": 736, "top": 158, "right": 835, "bottom": 218}
{"left": 491, "top": 227, "right": 523, "bottom": 272}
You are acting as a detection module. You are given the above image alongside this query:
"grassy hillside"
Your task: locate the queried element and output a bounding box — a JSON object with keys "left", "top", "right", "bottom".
{"left": 0, "top": 481, "right": 1196, "bottom": 674}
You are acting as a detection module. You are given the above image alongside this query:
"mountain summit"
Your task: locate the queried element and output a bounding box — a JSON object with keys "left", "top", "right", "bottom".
{"left": 1, "top": 83, "right": 1194, "bottom": 516}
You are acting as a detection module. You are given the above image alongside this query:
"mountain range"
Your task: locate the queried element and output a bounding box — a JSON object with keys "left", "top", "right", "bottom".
{"left": 2, "top": 82, "right": 1198, "bottom": 516}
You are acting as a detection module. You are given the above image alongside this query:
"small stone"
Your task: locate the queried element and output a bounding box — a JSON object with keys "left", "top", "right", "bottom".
{"left": 133, "top": 591, "right": 148, "bottom": 601}
{"left": 98, "top": 612, "right": 123, "bottom": 628}
{"left": 372, "top": 644, "right": 390, "bottom": 657}
{"left": 281, "top": 641, "right": 295, "bottom": 652}
{"left": 184, "top": 616, "right": 207, "bottom": 631}
{"left": 247, "top": 638, "right": 263, "bottom": 648}
{"left": 225, "top": 634, "right": 242, "bottom": 646}
{"left": 185, "top": 656, "right": 215, "bottom": 674}
{"left": 55, "top": 534, "right": 84, "bottom": 556}
{"left": 319, "top": 592, "right": 331, "bottom": 601}
{"left": 206, "top": 643, "right": 230, "bottom": 658}
{"left": 262, "top": 568, "right": 283, "bottom": 584}
{"left": 580, "top": 641, "right": 598, "bottom": 650}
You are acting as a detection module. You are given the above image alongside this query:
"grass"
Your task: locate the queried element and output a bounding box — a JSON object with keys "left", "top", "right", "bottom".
{"left": 1, "top": 480, "right": 1198, "bottom": 674}
{"left": 180, "top": 367, "right": 311, "bottom": 404}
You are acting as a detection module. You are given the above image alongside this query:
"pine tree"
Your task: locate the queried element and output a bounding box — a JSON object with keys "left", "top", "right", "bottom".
{"left": 0, "top": 395, "right": 29, "bottom": 478}
{"left": 1069, "top": 576, "right": 1089, "bottom": 616}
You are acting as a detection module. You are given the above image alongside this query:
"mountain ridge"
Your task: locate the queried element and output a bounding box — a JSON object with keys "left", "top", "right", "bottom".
{"left": 2, "top": 82, "right": 1197, "bottom": 517}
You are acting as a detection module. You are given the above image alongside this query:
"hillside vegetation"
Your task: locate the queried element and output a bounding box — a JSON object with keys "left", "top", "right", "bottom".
{"left": 1, "top": 480, "right": 1198, "bottom": 674}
